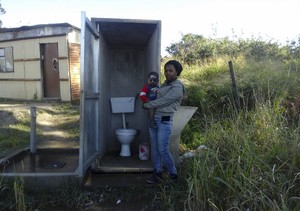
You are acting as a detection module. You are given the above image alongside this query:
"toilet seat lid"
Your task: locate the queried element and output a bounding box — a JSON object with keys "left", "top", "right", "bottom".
{"left": 116, "top": 128, "right": 137, "bottom": 135}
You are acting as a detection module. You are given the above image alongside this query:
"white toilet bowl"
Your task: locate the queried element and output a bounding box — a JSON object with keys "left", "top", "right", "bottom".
{"left": 115, "top": 128, "right": 137, "bottom": 156}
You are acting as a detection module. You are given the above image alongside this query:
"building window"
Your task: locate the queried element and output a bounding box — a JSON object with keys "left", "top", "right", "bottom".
{"left": 0, "top": 47, "right": 14, "bottom": 72}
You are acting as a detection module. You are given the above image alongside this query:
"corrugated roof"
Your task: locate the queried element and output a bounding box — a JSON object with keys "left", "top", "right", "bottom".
{"left": 0, "top": 23, "right": 80, "bottom": 32}
{"left": 0, "top": 23, "right": 80, "bottom": 42}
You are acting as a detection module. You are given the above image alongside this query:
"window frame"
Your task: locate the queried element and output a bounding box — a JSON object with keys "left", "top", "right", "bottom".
{"left": 0, "top": 46, "right": 14, "bottom": 73}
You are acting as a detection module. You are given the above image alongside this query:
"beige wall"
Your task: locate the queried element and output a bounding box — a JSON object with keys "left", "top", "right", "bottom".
{"left": 0, "top": 35, "right": 72, "bottom": 101}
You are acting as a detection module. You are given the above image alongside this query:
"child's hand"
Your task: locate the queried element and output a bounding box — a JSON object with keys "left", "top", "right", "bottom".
{"left": 142, "top": 103, "right": 148, "bottom": 110}
{"left": 135, "top": 93, "right": 140, "bottom": 100}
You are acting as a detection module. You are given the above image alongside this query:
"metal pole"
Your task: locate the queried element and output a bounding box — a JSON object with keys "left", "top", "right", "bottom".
{"left": 30, "top": 106, "right": 37, "bottom": 154}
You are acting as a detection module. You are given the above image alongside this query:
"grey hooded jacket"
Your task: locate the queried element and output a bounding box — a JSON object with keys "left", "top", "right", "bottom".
{"left": 143, "top": 79, "right": 185, "bottom": 117}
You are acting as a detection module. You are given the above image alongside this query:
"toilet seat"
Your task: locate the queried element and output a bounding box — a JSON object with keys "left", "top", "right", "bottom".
{"left": 116, "top": 128, "right": 137, "bottom": 136}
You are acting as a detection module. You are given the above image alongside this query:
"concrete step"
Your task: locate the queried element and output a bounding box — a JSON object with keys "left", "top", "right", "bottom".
{"left": 84, "top": 172, "right": 153, "bottom": 187}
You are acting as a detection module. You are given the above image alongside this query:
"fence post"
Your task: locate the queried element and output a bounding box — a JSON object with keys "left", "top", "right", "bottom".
{"left": 228, "top": 60, "right": 240, "bottom": 109}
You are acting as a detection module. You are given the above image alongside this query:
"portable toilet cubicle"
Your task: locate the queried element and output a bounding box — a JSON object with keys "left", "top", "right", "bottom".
{"left": 79, "top": 12, "right": 197, "bottom": 177}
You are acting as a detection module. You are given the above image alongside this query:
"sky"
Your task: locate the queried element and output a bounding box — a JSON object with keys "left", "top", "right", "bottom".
{"left": 1, "top": 0, "right": 299, "bottom": 55}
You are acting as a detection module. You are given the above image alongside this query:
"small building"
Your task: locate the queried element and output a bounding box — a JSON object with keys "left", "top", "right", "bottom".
{"left": 0, "top": 23, "right": 81, "bottom": 103}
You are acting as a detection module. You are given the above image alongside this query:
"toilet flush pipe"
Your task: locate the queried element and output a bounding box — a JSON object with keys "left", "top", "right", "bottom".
{"left": 122, "top": 113, "right": 126, "bottom": 129}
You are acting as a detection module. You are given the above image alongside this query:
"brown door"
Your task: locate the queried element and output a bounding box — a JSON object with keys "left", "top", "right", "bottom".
{"left": 41, "top": 43, "right": 61, "bottom": 98}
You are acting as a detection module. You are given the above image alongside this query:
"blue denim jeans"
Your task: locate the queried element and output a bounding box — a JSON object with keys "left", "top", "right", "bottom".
{"left": 149, "top": 114, "right": 177, "bottom": 175}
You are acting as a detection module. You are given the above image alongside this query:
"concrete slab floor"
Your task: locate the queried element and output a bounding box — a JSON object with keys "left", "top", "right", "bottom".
{"left": 95, "top": 153, "right": 153, "bottom": 173}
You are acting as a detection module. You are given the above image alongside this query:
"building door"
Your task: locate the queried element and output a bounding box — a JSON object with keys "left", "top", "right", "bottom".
{"left": 78, "top": 12, "right": 101, "bottom": 178}
{"left": 41, "top": 43, "right": 61, "bottom": 98}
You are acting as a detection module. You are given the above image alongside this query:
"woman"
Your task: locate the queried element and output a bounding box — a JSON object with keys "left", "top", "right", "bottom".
{"left": 143, "top": 60, "right": 185, "bottom": 184}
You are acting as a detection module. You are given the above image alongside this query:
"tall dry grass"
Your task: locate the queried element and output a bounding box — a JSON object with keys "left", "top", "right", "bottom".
{"left": 163, "top": 56, "right": 300, "bottom": 210}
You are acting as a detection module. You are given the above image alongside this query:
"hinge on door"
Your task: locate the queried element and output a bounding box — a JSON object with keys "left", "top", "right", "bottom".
{"left": 84, "top": 92, "right": 100, "bottom": 99}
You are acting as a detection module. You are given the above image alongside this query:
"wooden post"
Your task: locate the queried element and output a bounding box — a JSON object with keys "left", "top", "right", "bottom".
{"left": 228, "top": 61, "right": 240, "bottom": 109}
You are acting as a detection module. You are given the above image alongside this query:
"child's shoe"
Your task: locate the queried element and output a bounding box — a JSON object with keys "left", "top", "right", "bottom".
{"left": 170, "top": 174, "right": 178, "bottom": 182}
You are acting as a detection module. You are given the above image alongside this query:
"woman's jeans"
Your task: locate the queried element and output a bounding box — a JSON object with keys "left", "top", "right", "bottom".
{"left": 149, "top": 114, "right": 177, "bottom": 175}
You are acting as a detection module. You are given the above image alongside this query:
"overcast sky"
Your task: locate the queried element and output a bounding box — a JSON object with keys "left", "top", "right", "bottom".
{"left": 1, "top": 0, "right": 299, "bottom": 55}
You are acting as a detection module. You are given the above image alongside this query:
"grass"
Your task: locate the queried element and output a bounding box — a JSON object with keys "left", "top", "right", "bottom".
{"left": 14, "top": 177, "right": 25, "bottom": 211}
{"left": 184, "top": 110, "right": 299, "bottom": 210}
{"left": 175, "top": 56, "right": 300, "bottom": 210}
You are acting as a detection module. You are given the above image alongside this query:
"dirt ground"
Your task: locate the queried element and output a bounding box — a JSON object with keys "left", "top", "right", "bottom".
{"left": 0, "top": 101, "right": 79, "bottom": 149}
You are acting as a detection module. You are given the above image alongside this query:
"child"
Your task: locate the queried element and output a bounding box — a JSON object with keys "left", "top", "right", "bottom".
{"left": 140, "top": 71, "right": 159, "bottom": 128}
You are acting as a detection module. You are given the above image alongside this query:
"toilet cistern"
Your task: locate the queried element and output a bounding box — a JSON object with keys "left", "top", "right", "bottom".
{"left": 110, "top": 97, "right": 137, "bottom": 157}
{"left": 110, "top": 97, "right": 135, "bottom": 129}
